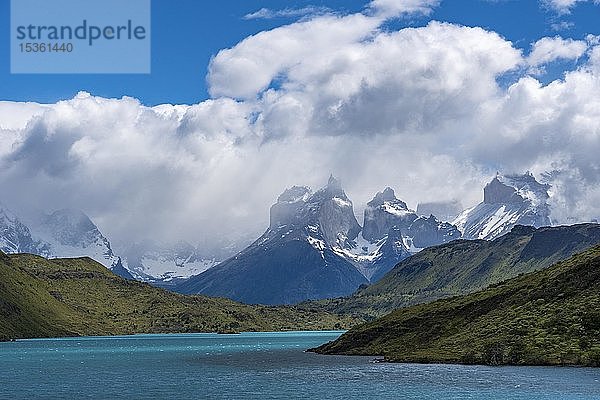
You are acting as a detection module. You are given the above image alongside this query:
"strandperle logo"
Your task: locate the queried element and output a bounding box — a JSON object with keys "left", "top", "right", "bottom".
{"left": 15, "top": 20, "right": 147, "bottom": 46}
{"left": 11, "top": 0, "right": 151, "bottom": 74}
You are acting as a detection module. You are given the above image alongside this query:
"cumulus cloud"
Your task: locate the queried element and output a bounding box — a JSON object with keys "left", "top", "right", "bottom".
{"left": 1, "top": 0, "right": 600, "bottom": 254}
{"left": 207, "top": 13, "right": 381, "bottom": 99}
{"left": 527, "top": 36, "right": 587, "bottom": 67}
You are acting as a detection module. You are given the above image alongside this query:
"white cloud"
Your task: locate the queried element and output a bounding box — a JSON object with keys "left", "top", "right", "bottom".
{"left": 0, "top": 101, "right": 48, "bottom": 130}
{"left": 550, "top": 20, "right": 575, "bottom": 31}
{"left": 367, "top": 0, "right": 440, "bottom": 18}
{"left": 544, "top": 0, "right": 600, "bottom": 14}
{"left": 208, "top": 13, "right": 381, "bottom": 99}
{"left": 243, "top": 6, "right": 331, "bottom": 20}
{"left": 209, "top": 19, "right": 521, "bottom": 138}
{"left": 527, "top": 36, "right": 587, "bottom": 67}
{"left": 1, "top": 0, "right": 600, "bottom": 253}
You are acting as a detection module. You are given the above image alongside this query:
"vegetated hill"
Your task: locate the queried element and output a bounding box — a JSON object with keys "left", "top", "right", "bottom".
{"left": 312, "top": 244, "right": 600, "bottom": 366}
{"left": 315, "top": 224, "right": 600, "bottom": 318}
{"left": 0, "top": 252, "right": 353, "bottom": 341}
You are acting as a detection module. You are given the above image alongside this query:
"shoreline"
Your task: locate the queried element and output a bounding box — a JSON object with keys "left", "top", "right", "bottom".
{"left": 307, "top": 347, "right": 600, "bottom": 368}
{"left": 1, "top": 329, "right": 348, "bottom": 343}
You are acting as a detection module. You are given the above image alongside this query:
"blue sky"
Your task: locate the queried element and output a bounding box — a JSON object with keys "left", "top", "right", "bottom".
{"left": 1, "top": 0, "right": 599, "bottom": 105}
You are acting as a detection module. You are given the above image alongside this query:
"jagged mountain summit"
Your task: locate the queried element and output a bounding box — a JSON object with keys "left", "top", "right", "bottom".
{"left": 347, "top": 187, "right": 461, "bottom": 281}
{"left": 362, "top": 187, "right": 461, "bottom": 249}
{"left": 453, "top": 173, "right": 551, "bottom": 240}
{"left": 176, "top": 177, "right": 369, "bottom": 304}
{"left": 176, "top": 178, "right": 462, "bottom": 304}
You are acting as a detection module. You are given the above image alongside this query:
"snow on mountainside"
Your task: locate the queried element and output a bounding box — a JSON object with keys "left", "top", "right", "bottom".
{"left": 348, "top": 187, "right": 461, "bottom": 281}
{"left": 176, "top": 177, "right": 464, "bottom": 304}
{"left": 175, "top": 176, "right": 369, "bottom": 304}
{"left": 0, "top": 204, "right": 132, "bottom": 278}
{"left": 31, "top": 209, "right": 122, "bottom": 270}
{"left": 122, "top": 241, "right": 220, "bottom": 283}
{"left": 453, "top": 173, "right": 552, "bottom": 240}
{"left": 0, "top": 202, "right": 235, "bottom": 285}
{"left": 0, "top": 205, "right": 46, "bottom": 255}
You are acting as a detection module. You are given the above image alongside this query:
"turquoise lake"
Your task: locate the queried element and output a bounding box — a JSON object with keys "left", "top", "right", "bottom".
{"left": 0, "top": 331, "right": 599, "bottom": 399}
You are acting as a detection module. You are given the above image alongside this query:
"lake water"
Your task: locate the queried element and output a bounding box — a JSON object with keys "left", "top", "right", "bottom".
{"left": 0, "top": 331, "right": 599, "bottom": 399}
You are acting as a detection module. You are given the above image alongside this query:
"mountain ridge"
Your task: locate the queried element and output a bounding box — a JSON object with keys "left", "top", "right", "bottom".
{"left": 313, "top": 223, "right": 600, "bottom": 318}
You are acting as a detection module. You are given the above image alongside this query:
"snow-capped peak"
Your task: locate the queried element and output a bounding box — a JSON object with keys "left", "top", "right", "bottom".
{"left": 486, "top": 172, "right": 550, "bottom": 207}
{"left": 454, "top": 172, "right": 551, "bottom": 240}
{"left": 368, "top": 187, "right": 407, "bottom": 208}
{"left": 267, "top": 176, "right": 361, "bottom": 249}
{"left": 30, "top": 208, "right": 121, "bottom": 270}
{"left": 363, "top": 187, "right": 416, "bottom": 242}
{"left": 0, "top": 204, "right": 42, "bottom": 254}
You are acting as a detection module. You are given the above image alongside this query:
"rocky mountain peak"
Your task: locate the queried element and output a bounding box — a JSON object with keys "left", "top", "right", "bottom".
{"left": 276, "top": 186, "right": 312, "bottom": 204}
{"left": 484, "top": 173, "right": 550, "bottom": 206}
{"left": 268, "top": 178, "right": 360, "bottom": 248}
{"left": 363, "top": 188, "right": 415, "bottom": 242}
{"left": 362, "top": 187, "right": 461, "bottom": 250}
{"left": 313, "top": 175, "right": 349, "bottom": 202}
{"left": 270, "top": 186, "right": 312, "bottom": 230}
{"left": 454, "top": 172, "right": 552, "bottom": 240}
{"left": 367, "top": 187, "right": 408, "bottom": 209}
{"left": 326, "top": 174, "right": 343, "bottom": 192}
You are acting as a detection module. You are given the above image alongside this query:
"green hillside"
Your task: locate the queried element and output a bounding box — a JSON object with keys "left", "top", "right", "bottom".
{"left": 0, "top": 252, "right": 352, "bottom": 340}
{"left": 315, "top": 224, "right": 600, "bottom": 318}
{"left": 312, "top": 244, "right": 600, "bottom": 366}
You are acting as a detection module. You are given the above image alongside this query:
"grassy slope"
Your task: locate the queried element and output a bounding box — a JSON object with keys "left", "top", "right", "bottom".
{"left": 314, "top": 224, "right": 600, "bottom": 319}
{"left": 313, "top": 244, "right": 600, "bottom": 366}
{"left": 0, "top": 252, "right": 353, "bottom": 340}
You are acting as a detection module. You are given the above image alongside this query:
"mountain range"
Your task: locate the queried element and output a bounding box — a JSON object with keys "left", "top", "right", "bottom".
{"left": 120, "top": 241, "right": 221, "bottom": 287}
{"left": 176, "top": 177, "right": 465, "bottom": 304}
{"left": 176, "top": 173, "right": 555, "bottom": 304}
{"left": 0, "top": 172, "right": 572, "bottom": 305}
{"left": 0, "top": 204, "right": 236, "bottom": 285}
{"left": 0, "top": 206, "right": 127, "bottom": 275}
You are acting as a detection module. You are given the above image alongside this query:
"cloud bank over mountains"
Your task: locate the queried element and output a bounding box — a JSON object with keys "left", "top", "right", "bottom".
{"left": 1, "top": 0, "right": 599, "bottom": 249}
